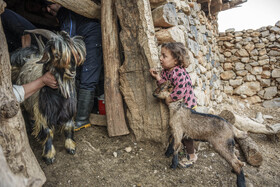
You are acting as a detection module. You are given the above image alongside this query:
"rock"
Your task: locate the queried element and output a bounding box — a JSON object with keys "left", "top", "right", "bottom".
{"left": 220, "top": 71, "right": 236, "bottom": 80}
{"left": 255, "top": 112, "right": 264, "bottom": 124}
{"left": 272, "top": 69, "right": 280, "bottom": 78}
{"left": 234, "top": 82, "right": 261, "bottom": 96}
{"left": 263, "top": 87, "right": 278, "bottom": 100}
{"left": 113, "top": 152, "right": 118, "bottom": 157}
{"left": 125, "top": 147, "right": 132, "bottom": 153}
{"left": 247, "top": 96, "right": 261, "bottom": 104}
{"left": 263, "top": 115, "right": 273, "bottom": 120}
{"left": 263, "top": 98, "right": 280, "bottom": 108}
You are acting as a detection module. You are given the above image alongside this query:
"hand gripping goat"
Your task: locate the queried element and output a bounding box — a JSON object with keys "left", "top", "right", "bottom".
{"left": 11, "top": 29, "right": 86, "bottom": 164}
{"left": 153, "top": 81, "right": 247, "bottom": 187}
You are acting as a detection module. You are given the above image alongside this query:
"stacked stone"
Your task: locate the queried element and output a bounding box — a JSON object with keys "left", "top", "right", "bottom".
{"left": 151, "top": 0, "right": 223, "bottom": 108}
{"left": 218, "top": 21, "right": 280, "bottom": 103}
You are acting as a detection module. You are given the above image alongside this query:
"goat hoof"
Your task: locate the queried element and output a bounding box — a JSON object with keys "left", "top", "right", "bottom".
{"left": 67, "top": 148, "right": 76, "bottom": 155}
{"left": 170, "top": 164, "right": 177, "bottom": 169}
{"left": 43, "top": 157, "right": 55, "bottom": 165}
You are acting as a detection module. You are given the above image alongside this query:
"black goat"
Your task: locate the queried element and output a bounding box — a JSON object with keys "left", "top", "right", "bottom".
{"left": 11, "top": 29, "right": 86, "bottom": 164}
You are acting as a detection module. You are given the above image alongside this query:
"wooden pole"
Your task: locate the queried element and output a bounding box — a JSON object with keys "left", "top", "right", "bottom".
{"left": 101, "top": 0, "right": 130, "bottom": 137}
{"left": 0, "top": 2, "right": 46, "bottom": 185}
{"left": 236, "top": 137, "right": 263, "bottom": 167}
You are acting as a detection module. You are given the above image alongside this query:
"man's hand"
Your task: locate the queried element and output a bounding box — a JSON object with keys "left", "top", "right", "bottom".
{"left": 21, "top": 34, "right": 31, "bottom": 48}
{"left": 46, "top": 3, "right": 61, "bottom": 16}
{"left": 41, "top": 71, "right": 58, "bottom": 89}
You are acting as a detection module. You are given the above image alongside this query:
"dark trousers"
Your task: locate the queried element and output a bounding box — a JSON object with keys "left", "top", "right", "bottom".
{"left": 182, "top": 138, "right": 195, "bottom": 154}
{"left": 57, "top": 8, "right": 103, "bottom": 92}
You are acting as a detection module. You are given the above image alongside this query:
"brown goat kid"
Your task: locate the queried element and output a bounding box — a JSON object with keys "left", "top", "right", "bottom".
{"left": 12, "top": 30, "right": 86, "bottom": 164}
{"left": 153, "top": 81, "right": 246, "bottom": 187}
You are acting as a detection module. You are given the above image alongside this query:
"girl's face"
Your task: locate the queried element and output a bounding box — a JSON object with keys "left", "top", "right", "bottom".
{"left": 160, "top": 47, "right": 178, "bottom": 70}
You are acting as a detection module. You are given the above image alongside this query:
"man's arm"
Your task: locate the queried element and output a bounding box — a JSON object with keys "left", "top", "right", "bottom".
{"left": 22, "top": 71, "right": 58, "bottom": 99}
{"left": 13, "top": 71, "right": 58, "bottom": 103}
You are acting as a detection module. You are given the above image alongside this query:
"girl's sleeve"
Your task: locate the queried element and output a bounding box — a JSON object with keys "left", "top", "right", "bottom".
{"left": 157, "top": 70, "right": 167, "bottom": 85}
{"left": 170, "top": 69, "right": 185, "bottom": 101}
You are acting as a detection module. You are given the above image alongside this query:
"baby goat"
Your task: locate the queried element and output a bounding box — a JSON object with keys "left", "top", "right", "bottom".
{"left": 153, "top": 81, "right": 246, "bottom": 187}
{"left": 12, "top": 29, "right": 86, "bottom": 164}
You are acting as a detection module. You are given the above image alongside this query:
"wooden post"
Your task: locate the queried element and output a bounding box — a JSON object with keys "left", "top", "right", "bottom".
{"left": 236, "top": 137, "right": 263, "bottom": 167}
{"left": 101, "top": 0, "right": 130, "bottom": 136}
{"left": 0, "top": 2, "right": 46, "bottom": 185}
{"left": 115, "top": 0, "right": 169, "bottom": 142}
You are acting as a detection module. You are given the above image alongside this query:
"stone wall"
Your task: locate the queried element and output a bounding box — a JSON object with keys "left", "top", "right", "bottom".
{"left": 218, "top": 21, "right": 280, "bottom": 104}
{"left": 152, "top": 0, "right": 224, "bottom": 110}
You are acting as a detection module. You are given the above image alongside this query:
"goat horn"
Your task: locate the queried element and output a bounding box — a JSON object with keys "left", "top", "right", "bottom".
{"left": 24, "top": 29, "right": 57, "bottom": 40}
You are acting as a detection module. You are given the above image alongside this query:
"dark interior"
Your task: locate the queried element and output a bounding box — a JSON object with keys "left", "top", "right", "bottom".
{"left": 5, "top": 0, "right": 60, "bottom": 30}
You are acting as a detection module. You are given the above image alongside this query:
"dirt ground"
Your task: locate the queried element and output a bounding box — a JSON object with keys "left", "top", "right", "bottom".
{"left": 27, "top": 97, "right": 280, "bottom": 187}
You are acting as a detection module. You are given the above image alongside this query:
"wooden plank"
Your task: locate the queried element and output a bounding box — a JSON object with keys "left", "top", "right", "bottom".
{"left": 89, "top": 114, "right": 107, "bottom": 126}
{"left": 101, "top": 0, "right": 129, "bottom": 137}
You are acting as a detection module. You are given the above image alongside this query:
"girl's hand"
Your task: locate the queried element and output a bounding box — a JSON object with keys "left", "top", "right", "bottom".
{"left": 149, "top": 68, "right": 161, "bottom": 81}
{"left": 165, "top": 96, "right": 173, "bottom": 105}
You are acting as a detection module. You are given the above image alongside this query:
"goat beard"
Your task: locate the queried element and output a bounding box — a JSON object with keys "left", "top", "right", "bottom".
{"left": 57, "top": 77, "right": 76, "bottom": 99}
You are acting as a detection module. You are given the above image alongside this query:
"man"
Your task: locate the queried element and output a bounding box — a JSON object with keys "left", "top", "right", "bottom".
{"left": 46, "top": 3, "right": 103, "bottom": 131}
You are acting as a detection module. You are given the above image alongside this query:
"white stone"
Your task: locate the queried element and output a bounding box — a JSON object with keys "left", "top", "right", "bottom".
{"left": 255, "top": 112, "right": 264, "bottom": 124}
{"left": 263, "top": 98, "right": 280, "bottom": 108}
{"left": 264, "top": 87, "right": 278, "bottom": 99}
{"left": 263, "top": 115, "right": 273, "bottom": 119}
{"left": 229, "top": 79, "right": 243, "bottom": 88}
{"left": 235, "top": 62, "right": 245, "bottom": 71}
{"left": 125, "top": 146, "right": 132, "bottom": 153}
{"left": 272, "top": 69, "right": 280, "bottom": 78}
{"left": 113, "top": 152, "right": 118, "bottom": 157}
{"left": 233, "top": 82, "right": 261, "bottom": 96}
{"left": 250, "top": 67, "right": 263, "bottom": 75}
{"left": 244, "top": 74, "right": 256, "bottom": 82}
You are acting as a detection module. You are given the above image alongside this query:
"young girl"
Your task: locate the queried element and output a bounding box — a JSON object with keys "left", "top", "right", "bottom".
{"left": 150, "top": 42, "right": 198, "bottom": 167}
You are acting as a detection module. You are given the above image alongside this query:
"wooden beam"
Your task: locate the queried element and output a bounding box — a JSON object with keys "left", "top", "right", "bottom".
{"left": 101, "top": 0, "right": 129, "bottom": 137}
{"left": 219, "top": 110, "right": 278, "bottom": 134}
{"left": 236, "top": 137, "right": 263, "bottom": 167}
{"left": 49, "top": 0, "right": 101, "bottom": 19}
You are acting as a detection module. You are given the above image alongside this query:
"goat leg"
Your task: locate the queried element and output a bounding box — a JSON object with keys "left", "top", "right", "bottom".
{"left": 165, "top": 136, "right": 174, "bottom": 158}
{"left": 171, "top": 154, "right": 179, "bottom": 169}
{"left": 64, "top": 120, "right": 76, "bottom": 155}
{"left": 41, "top": 127, "right": 56, "bottom": 165}
{"left": 236, "top": 169, "right": 246, "bottom": 187}
{"left": 170, "top": 127, "right": 183, "bottom": 169}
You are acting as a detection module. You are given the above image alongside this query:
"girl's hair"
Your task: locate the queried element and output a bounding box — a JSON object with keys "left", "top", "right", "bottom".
{"left": 161, "top": 42, "right": 189, "bottom": 68}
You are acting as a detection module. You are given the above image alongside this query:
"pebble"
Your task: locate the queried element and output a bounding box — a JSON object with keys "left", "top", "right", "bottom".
{"left": 113, "top": 152, "right": 118, "bottom": 157}
{"left": 263, "top": 115, "right": 273, "bottom": 119}
{"left": 125, "top": 146, "right": 132, "bottom": 153}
